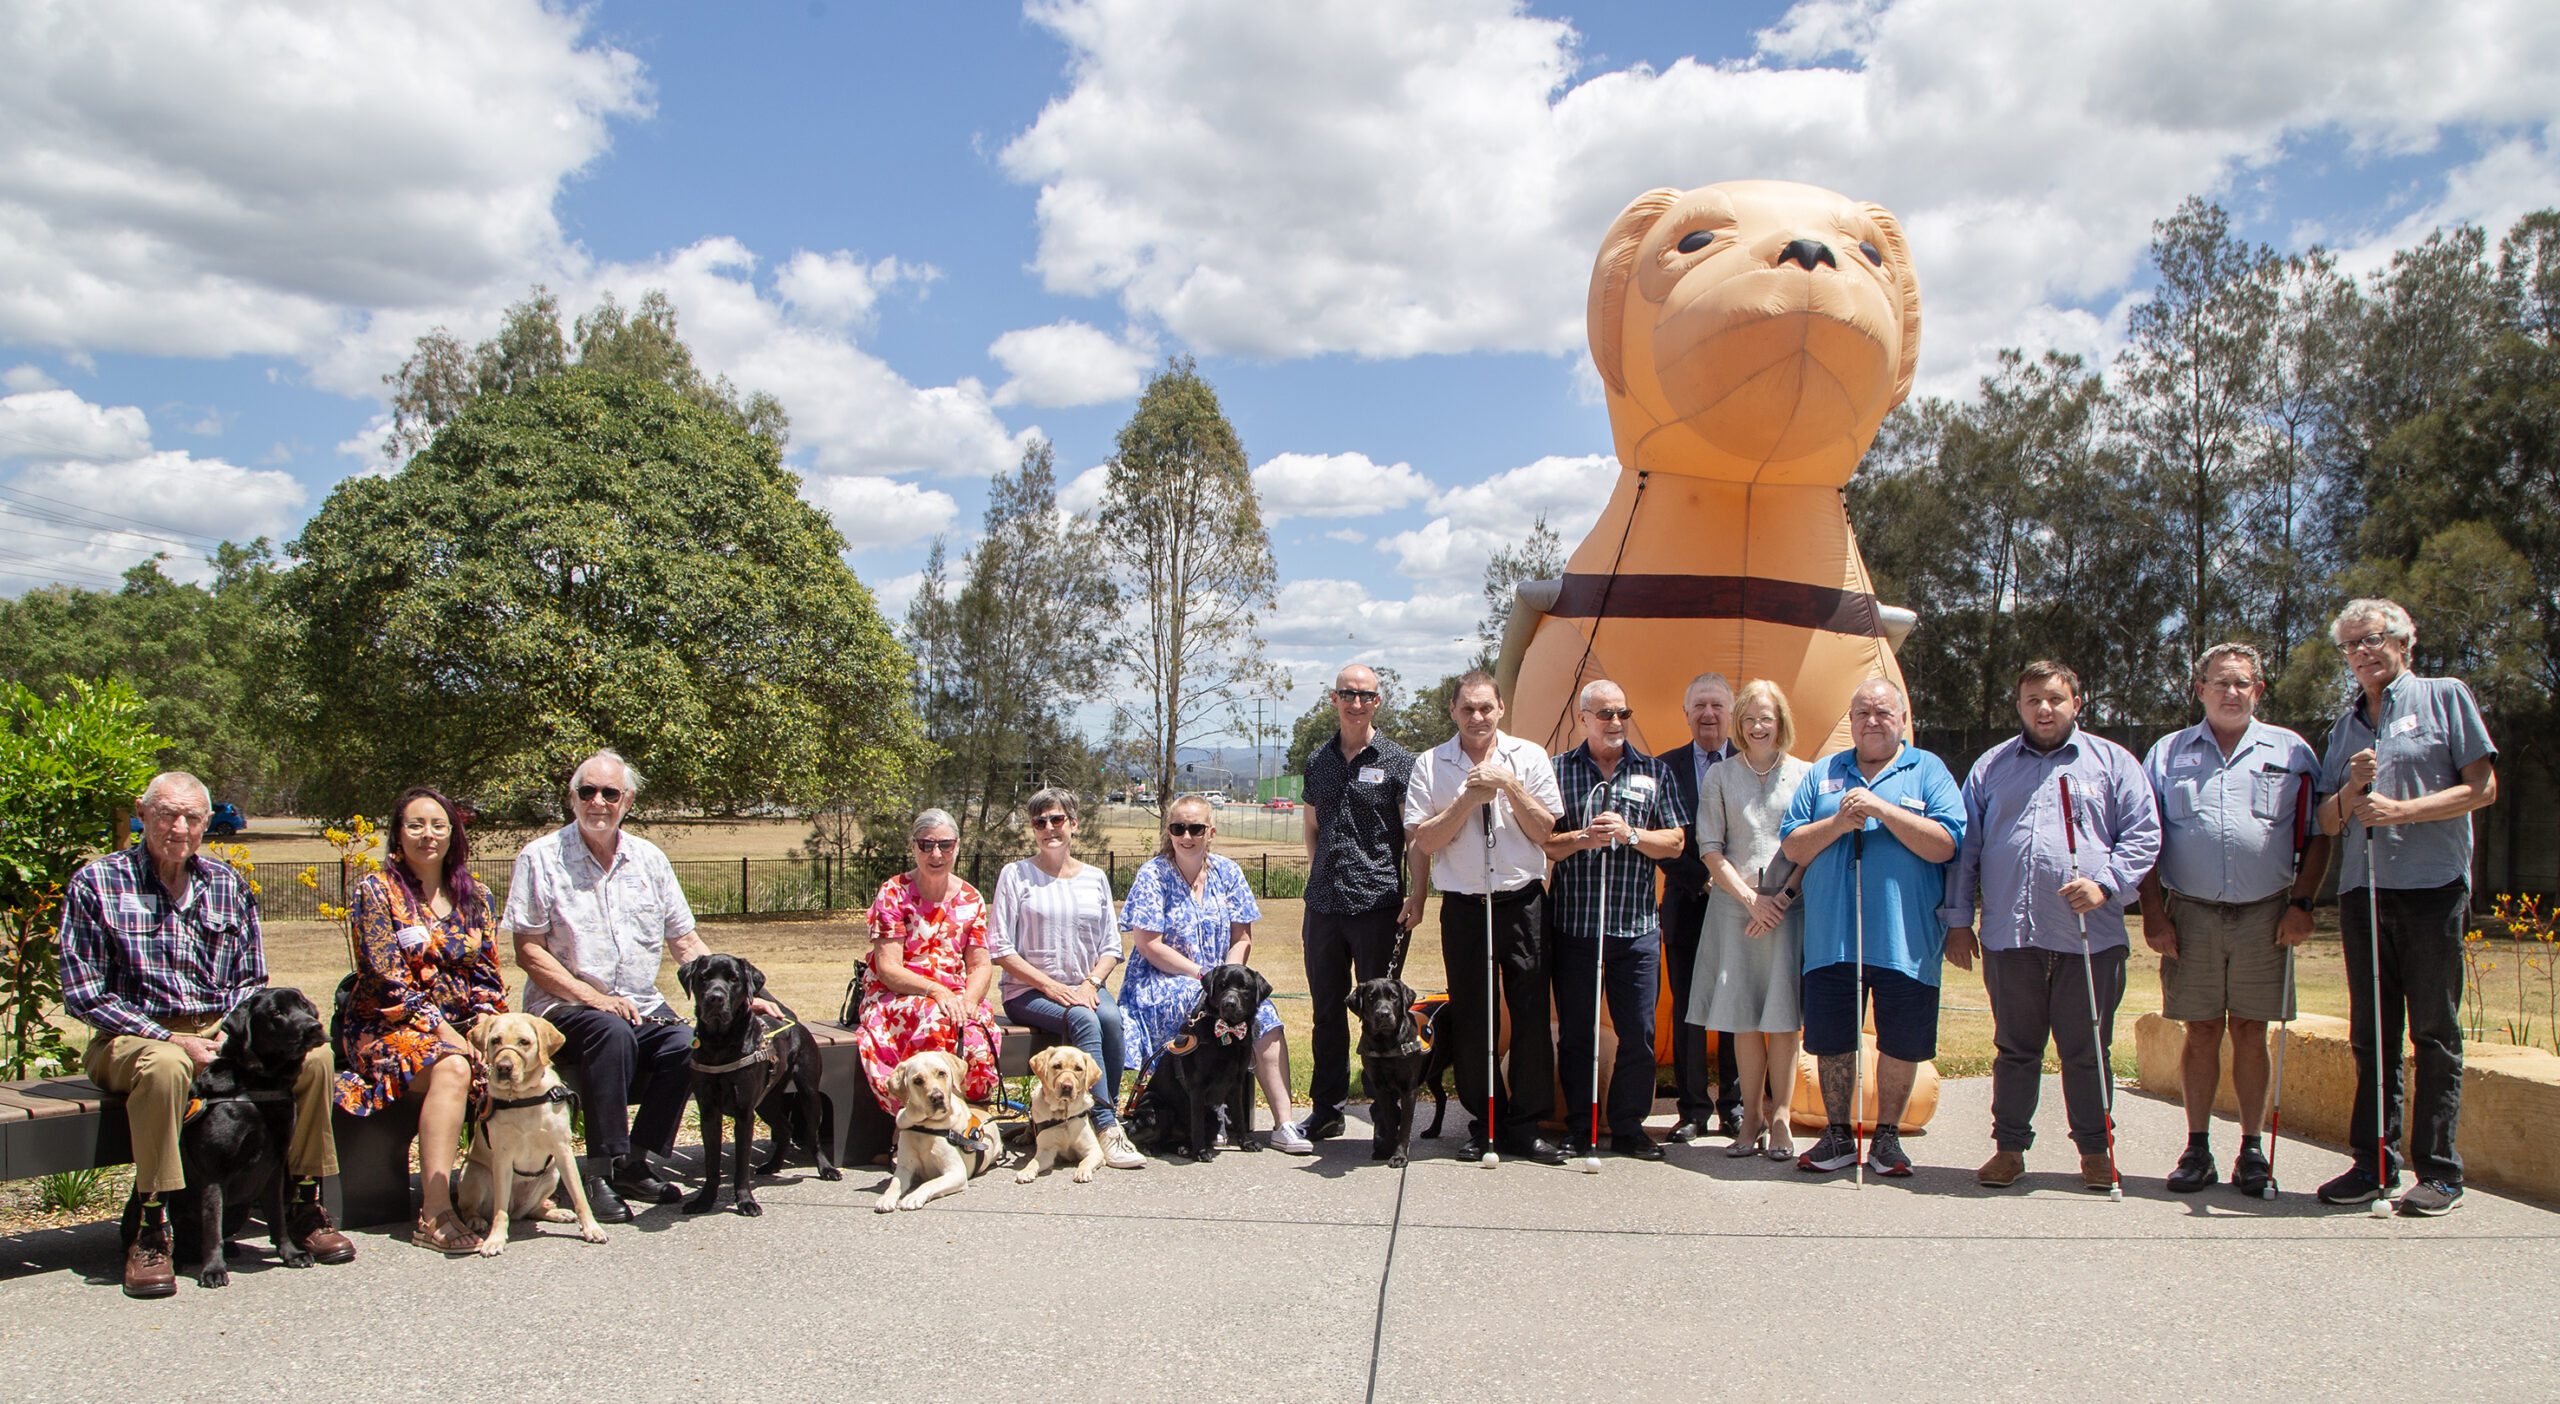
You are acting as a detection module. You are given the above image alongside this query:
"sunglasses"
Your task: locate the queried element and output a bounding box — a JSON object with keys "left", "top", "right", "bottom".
{"left": 1029, "top": 814, "right": 1073, "bottom": 830}
{"left": 1332, "top": 689, "right": 1381, "bottom": 703}
{"left": 913, "top": 838, "right": 957, "bottom": 854}
{"left": 1166, "top": 822, "right": 1210, "bottom": 838}
{"left": 574, "top": 784, "right": 625, "bottom": 804}
{"left": 1588, "top": 707, "right": 1634, "bottom": 721}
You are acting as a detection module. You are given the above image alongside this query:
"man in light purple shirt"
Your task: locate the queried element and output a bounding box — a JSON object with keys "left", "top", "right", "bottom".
{"left": 1943, "top": 661, "right": 2160, "bottom": 1191}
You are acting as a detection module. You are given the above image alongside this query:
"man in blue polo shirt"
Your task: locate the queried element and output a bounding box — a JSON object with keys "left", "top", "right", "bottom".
{"left": 1779, "top": 678, "right": 1964, "bottom": 1178}
{"left": 2313, "top": 597, "right": 2499, "bottom": 1217}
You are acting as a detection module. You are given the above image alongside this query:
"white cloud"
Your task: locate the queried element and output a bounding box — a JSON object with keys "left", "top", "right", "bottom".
{"left": 0, "top": 0, "right": 647, "bottom": 358}
{"left": 1004, "top": 0, "right": 2560, "bottom": 390}
{"left": 805, "top": 474, "right": 960, "bottom": 552}
{"left": 870, "top": 569, "right": 928, "bottom": 624}
{"left": 1265, "top": 577, "right": 1483, "bottom": 696}
{"left": 1323, "top": 527, "right": 1367, "bottom": 544}
{"left": 988, "top": 320, "right": 1157, "bottom": 407}
{"left": 1376, "top": 453, "right": 1614, "bottom": 583}
{"left": 1252, "top": 451, "right": 1432, "bottom": 520}
{"left": 775, "top": 250, "right": 935, "bottom": 329}
{"left": 1058, "top": 463, "right": 1112, "bottom": 515}
{"left": 3, "top": 365, "right": 59, "bottom": 393}
{"left": 0, "top": 390, "right": 152, "bottom": 463}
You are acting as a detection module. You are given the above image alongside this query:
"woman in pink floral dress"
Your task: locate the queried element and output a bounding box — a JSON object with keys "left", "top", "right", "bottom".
{"left": 856, "top": 809, "right": 1002, "bottom": 1113}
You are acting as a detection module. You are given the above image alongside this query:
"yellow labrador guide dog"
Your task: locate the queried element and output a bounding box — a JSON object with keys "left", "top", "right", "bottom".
{"left": 1016, "top": 1045, "right": 1106, "bottom": 1184}
{"left": 879, "top": 1049, "right": 1003, "bottom": 1211}
{"left": 456, "top": 1012, "right": 609, "bottom": 1254}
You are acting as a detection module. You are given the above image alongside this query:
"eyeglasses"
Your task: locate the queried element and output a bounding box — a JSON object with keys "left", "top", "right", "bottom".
{"left": 1587, "top": 707, "right": 1634, "bottom": 721}
{"left": 1166, "top": 822, "right": 1210, "bottom": 838}
{"left": 913, "top": 838, "right": 957, "bottom": 854}
{"left": 574, "top": 784, "right": 625, "bottom": 804}
{"left": 1332, "top": 689, "right": 1381, "bottom": 704}
{"left": 2342, "top": 632, "right": 2395, "bottom": 655}
{"left": 1029, "top": 814, "right": 1073, "bottom": 831}
{"left": 402, "top": 818, "right": 452, "bottom": 835}
{"left": 146, "top": 809, "right": 208, "bottom": 826}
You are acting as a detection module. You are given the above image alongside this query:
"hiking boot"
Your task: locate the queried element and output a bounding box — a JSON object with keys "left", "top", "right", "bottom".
{"left": 1976, "top": 1149, "right": 2025, "bottom": 1188}
{"left": 2396, "top": 1179, "right": 2463, "bottom": 1217}
{"left": 2316, "top": 1168, "right": 2397, "bottom": 1207}
{"left": 286, "top": 1199, "right": 356, "bottom": 1264}
{"left": 1865, "top": 1125, "right": 1913, "bottom": 1177}
{"left": 2230, "top": 1145, "right": 2274, "bottom": 1198}
{"left": 122, "top": 1223, "right": 176, "bottom": 1299}
{"left": 2165, "top": 1144, "right": 2218, "bottom": 1193}
{"left": 2080, "top": 1153, "right": 2118, "bottom": 1191}
{"left": 1796, "top": 1126, "right": 1859, "bottom": 1173}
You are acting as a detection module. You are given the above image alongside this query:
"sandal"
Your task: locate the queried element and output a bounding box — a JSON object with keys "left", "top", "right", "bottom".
{"left": 411, "top": 1209, "right": 482, "bottom": 1255}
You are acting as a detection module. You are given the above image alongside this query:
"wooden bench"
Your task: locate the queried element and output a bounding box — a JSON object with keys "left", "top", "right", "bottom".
{"left": 0, "top": 1076, "right": 345, "bottom": 1222}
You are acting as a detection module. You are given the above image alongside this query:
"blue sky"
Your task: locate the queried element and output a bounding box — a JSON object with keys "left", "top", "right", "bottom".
{"left": 5, "top": 0, "right": 2556, "bottom": 726}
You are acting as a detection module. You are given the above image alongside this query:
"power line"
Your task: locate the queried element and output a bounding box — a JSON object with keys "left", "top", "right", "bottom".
{"left": 0, "top": 481, "right": 232, "bottom": 552}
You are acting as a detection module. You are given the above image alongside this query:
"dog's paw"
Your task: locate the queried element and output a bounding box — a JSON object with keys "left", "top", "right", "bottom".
{"left": 681, "top": 1191, "right": 719, "bottom": 1215}
{"left": 197, "top": 1265, "right": 229, "bottom": 1289}
{"left": 1389, "top": 1152, "right": 1408, "bottom": 1169}
{"left": 278, "top": 1246, "right": 314, "bottom": 1270}
{"left": 732, "top": 1198, "right": 761, "bottom": 1217}
{"left": 475, "top": 1236, "right": 508, "bottom": 1258}
{"left": 1237, "top": 1137, "right": 1265, "bottom": 1152}
{"left": 1073, "top": 1165, "right": 1096, "bottom": 1183}
{"left": 873, "top": 1198, "right": 898, "bottom": 1214}
{"left": 816, "top": 1165, "right": 842, "bottom": 1182}
{"left": 1014, "top": 1166, "right": 1040, "bottom": 1184}
{"left": 896, "top": 1191, "right": 932, "bottom": 1211}
{"left": 578, "top": 1223, "right": 609, "bottom": 1245}
{"left": 535, "top": 1206, "right": 577, "bottom": 1224}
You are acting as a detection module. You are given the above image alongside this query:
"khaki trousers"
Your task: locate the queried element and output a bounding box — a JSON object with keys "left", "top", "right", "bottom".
{"left": 83, "top": 1014, "right": 339, "bottom": 1194}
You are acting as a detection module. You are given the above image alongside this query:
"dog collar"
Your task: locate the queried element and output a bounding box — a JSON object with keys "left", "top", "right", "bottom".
{"left": 483, "top": 1085, "right": 572, "bottom": 1115}
{"left": 689, "top": 1014, "right": 798, "bottom": 1074}
{"left": 1212, "top": 1018, "right": 1251, "bottom": 1043}
{"left": 181, "top": 1088, "right": 291, "bottom": 1124}
{"left": 1029, "top": 1106, "right": 1095, "bottom": 1136}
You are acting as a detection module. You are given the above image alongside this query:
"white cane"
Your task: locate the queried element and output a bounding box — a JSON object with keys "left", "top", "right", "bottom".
{"left": 1577, "top": 779, "right": 1611, "bottom": 1175}
{"left": 1851, "top": 823, "right": 1866, "bottom": 1191}
{"left": 2362, "top": 780, "right": 2390, "bottom": 1217}
{"left": 1481, "top": 806, "right": 1501, "bottom": 1171}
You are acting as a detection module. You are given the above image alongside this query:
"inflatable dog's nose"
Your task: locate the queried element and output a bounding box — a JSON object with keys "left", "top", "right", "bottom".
{"left": 1778, "top": 238, "right": 1836, "bottom": 270}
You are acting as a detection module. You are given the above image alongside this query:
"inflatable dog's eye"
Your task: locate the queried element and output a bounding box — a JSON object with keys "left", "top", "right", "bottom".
{"left": 1858, "top": 240, "right": 1884, "bottom": 265}
{"left": 1676, "top": 229, "right": 1715, "bottom": 254}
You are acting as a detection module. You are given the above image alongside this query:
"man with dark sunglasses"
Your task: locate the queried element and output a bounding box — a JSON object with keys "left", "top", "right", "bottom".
{"left": 1295, "top": 663, "right": 1419, "bottom": 1144}
{"left": 505, "top": 749, "right": 759, "bottom": 1221}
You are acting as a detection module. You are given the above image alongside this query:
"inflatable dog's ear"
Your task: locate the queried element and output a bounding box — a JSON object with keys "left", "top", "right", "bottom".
{"left": 1862, "top": 201, "right": 1922, "bottom": 409}
{"left": 1588, "top": 187, "right": 1682, "bottom": 398}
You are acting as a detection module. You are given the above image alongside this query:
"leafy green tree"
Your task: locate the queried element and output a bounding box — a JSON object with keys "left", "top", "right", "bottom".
{"left": 906, "top": 438, "right": 1118, "bottom": 868}
{"left": 1479, "top": 514, "right": 1567, "bottom": 646}
{"left": 0, "top": 679, "right": 168, "bottom": 1075}
{"left": 274, "top": 369, "right": 924, "bottom": 821}
{"left": 1100, "top": 358, "right": 1276, "bottom": 810}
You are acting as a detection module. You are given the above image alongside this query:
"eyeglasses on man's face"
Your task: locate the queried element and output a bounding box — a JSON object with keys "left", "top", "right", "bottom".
{"left": 1029, "top": 813, "right": 1073, "bottom": 831}
{"left": 913, "top": 838, "right": 957, "bottom": 855}
{"left": 1166, "top": 822, "right": 1210, "bottom": 838}
{"left": 575, "top": 784, "right": 625, "bottom": 804}
{"left": 2341, "top": 632, "right": 2395, "bottom": 655}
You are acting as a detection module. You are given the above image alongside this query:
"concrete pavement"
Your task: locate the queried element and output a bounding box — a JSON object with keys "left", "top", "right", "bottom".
{"left": 2, "top": 1075, "right": 2553, "bottom": 1402}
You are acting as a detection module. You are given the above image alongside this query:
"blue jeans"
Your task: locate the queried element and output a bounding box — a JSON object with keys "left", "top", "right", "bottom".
{"left": 1003, "top": 991, "right": 1125, "bottom": 1130}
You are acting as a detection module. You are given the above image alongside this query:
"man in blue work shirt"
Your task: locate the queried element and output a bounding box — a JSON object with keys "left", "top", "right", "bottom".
{"left": 1944, "top": 660, "right": 2161, "bottom": 1192}
{"left": 2137, "top": 642, "right": 2328, "bottom": 1196}
{"left": 1778, "top": 678, "right": 1964, "bottom": 1179}
{"left": 2313, "top": 598, "right": 2498, "bottom": 1217}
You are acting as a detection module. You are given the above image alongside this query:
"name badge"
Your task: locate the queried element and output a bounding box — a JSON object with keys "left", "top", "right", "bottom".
{"left": 394, "top": 924, "right": 433, "bottom": 953}
{"left": 1820, "top": 777, "right": 1846, "bottom": 795}
{"left": 1900, "top": 795, "right": 1926, "bottom": 811}
{"left": 2391, "top": 714, "right": 2420, "bottom": 737}
{"left": 119, "top": 893, "right": 151, "bottom": 921}
{"left": 1622, "top": 774, "right": 1656, "bottom": 798}
{"left": 2172, "top": 754, "right": 2202, "bottom": 771}
{"left": 1358, "top": 766, "right": 1385, "bottom": 784}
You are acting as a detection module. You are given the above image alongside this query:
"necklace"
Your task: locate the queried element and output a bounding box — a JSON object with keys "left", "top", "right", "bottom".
{"left": 1741, "top": 749, "right": 1784, "bottom": 779}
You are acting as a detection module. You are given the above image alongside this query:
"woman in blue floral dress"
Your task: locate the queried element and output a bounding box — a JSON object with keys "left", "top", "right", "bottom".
{"left": 1118, "top": 796, "right": 1311, "bottom": 1153}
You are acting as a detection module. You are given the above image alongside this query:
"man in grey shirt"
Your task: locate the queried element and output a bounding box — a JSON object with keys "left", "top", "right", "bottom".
{"left": 2314, "top": 598, "right": 2499, "bottom": 1216}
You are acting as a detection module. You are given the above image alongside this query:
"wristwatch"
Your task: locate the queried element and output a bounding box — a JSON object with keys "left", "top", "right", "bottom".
{"left": 2289, "top": 896, "right": 2314, "bottom": 913}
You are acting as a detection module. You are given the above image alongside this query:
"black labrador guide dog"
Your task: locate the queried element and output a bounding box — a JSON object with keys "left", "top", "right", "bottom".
{"left": 120, "top": 987, "right": 326, "bottom": 1288}
{"left": 1126, "top": 964, "right": 1270, "bottom": 1160}
{"left": 678, "top": 953, "right": 839, "bottom": 1216}
{"left": 1350, "top": 977, "right": 1443, "bottom": 1166}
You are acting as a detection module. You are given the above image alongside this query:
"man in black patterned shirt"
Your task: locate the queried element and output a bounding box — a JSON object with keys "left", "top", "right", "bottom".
{"left": 1295, "top": 664, "right": 1419, "bottom": 1142}
{"left": 1544, "top": 680, "right": 1689, "bottom": 1160}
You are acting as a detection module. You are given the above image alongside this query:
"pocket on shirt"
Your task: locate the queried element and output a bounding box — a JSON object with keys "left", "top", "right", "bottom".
{"left": 2167, "top": 780, "right": 2198, "bottom": 821}
{"left": 2249, "top": 772, "right": 2283, "bottom": 821}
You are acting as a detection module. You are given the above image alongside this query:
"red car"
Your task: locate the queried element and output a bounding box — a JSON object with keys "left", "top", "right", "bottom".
{"left": 1262, "top": 798, "right": 1298, "bottom": 810}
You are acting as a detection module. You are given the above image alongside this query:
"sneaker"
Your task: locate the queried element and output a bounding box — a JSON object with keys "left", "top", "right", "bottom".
{"left": 1100, "top": 1124, "right": 1147, "bottom": 1170}
{"left": 1796, "top": 1126, "right": 1859, "bottom": 1173}
{"left": 2230, "top": 1145, "right": 2274, "bottom": 1198}
{"left": 1976, "top": 1149, "right": 2026, "bottom": 1188}
{"left": 2166, "top": 1144, "right": 2218, "bottom": 1193}
{"left": 2397, "top": 1179, "right": 2463, "bottom": 1216}
{"left": 2317, "top": 1168, "right": 2398, "bottom": 1207}
{"left": 1865, "top": 1126, "right": 1913, "bottom": 1177}
{"left": 1266, "top": 1122, "right": 1316, "bottom": 1155}
{"left": 1295, "top": 1115, "right": 1346, "bottom": 1142}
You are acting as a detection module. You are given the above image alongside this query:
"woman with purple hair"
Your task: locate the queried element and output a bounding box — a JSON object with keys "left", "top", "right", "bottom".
{"left": 332, "top": 786, "right": 509, "bottom": 1254}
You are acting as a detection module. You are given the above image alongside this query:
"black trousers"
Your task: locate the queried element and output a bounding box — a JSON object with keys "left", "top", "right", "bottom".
{"left": 1553, "top": 931, "right": 1661, "bottom": 1140}
{"left": 546, "top": 1004, "right": 696, "bottom": 1162}
{"left": 1660, "top": 885, "right": 1735, "bottom": 1125}
{"left": 2341, "top": 882, "right": 2468, "bottom": 1185}
{"left": 1982, "top": 945, "right": 2126, "bottom": 1155}
{"left": 1439, "top": 884, "right": 1555, "bottom": 1140}
{"left": 1303, "top": 904, "right": 1403, "bottom": 1125}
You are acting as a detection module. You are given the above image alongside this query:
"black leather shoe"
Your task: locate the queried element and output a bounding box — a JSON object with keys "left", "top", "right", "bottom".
{"left": 2166, "top": 1144, "right": 2218, "bottom": 1193}
{"left": 612, "top": 1160, "right": 683, "bottom": 1205}
{"left": 1666, "top": 1120, "right": 1703, "bottom": 1144}
{"left": 1457, "top": 1136, "right": 1490, "bottom": 1163}
{"left": 1610, "top": 1133, "right": 1667, "bottom": 1162}
{"left": 1504, "top": 1135, "right": 1570, "bottom": 1166}
{"left": 585, "top": 1175, "right": 634, "bottom": 1224}
{"left": 1297, "top": 1116, "right": 1347, "bottom": 1142}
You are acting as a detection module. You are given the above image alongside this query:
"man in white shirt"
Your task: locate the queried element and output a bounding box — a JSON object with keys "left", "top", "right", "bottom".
{"left": 1404, "top": 672, "right": 1568, "bottom": 1165}
{"left": 505, "top": 749, "right": 741, "bottom": 1221}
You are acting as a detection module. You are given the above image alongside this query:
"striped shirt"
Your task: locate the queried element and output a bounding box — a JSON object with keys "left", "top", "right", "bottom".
{"left": 986, "top": 859, "right": 1122, "bottom": 1004}
{"left": 1548, "top": 742, "right": 1687, "bottom": 941}
{"left": 60, "top": 845, "right": 268, "bottom": 1041}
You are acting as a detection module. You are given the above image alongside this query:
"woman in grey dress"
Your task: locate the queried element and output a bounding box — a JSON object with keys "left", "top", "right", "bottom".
{"left": 1686, "top": 678, "right": 1810, "bottom": 1158}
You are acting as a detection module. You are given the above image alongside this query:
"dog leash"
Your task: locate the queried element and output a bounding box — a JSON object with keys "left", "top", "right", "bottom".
{"left": 1028, "top": 1106, "right": 1096, "bottom": 1137}
{"left": 181, "top": 1088, "right": 292, "bottom": 1125}
{"left": 689, "top": 1015, "right": 800, "bottom": 1075}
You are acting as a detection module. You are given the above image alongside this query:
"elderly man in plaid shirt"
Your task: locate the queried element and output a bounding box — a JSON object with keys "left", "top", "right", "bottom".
{"left": 1543, "top": 679, "right": 1689, "bottom": 1161}
{"left": 63, "top": 771, "right": 351, "bottom": 1298}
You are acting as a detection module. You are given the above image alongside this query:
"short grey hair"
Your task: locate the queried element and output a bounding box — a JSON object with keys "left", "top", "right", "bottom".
{"left": 571, "top": 749, "right": 643, "bottom": 797}
{"left": 1850, "top": 677, "right": 1909, "bottom": 718}
{"left": 1576, "top": 677, "right": 1625, "bottom": 711}
{"left": 910, "top": 808, "right": 959, "bottom": 840}
{"left": 1685, "top": 670, "right": 1734, "bottom": 701}
{"left": 1023, "top": 787, "right": 1079, "bottom": 821}
{"left": 139, "top": 771, "right": 210, "bottom": 814}
{"left": 2332, "top": 597, "right": 2415, "bottom": 649}
{"left": 2192, "top": 642, "right": 2266, "bottom": 687}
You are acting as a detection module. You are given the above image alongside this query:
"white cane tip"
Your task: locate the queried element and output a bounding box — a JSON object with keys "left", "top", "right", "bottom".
{"left": 2370, "top": 1197, "right": 2393, "bottom": 1217}
{"left": 2110, "top": 1186, "right": 2123, "bottom": 1201}
{"left": 1577, "top": 1157, "right": 1601, "bottom": 1174}
{"left": 1480, "top": 1152, "right": 1499, "bottom": 1168}
{"left": 2260, "top": 1186, "right": 2278, "bottom": 1201}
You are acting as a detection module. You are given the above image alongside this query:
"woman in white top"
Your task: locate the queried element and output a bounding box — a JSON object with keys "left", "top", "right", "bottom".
{"left": 1686, "top": 678, "right": 1811, "bottom": 1159}
{"left": 988, "top": 788, "right": 1145, "bottom": 1170}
